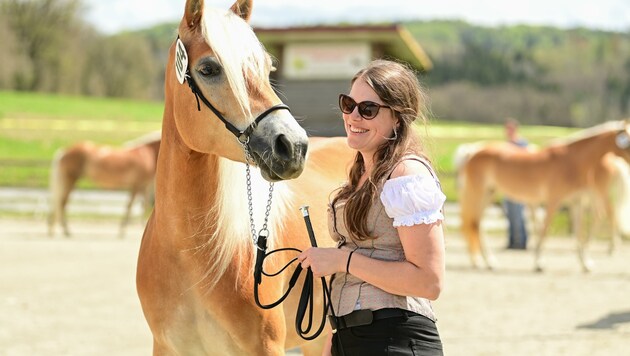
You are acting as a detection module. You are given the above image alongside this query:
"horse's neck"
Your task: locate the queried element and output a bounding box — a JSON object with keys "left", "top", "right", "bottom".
{"left": 567, "top": 131, "right": 617, "bottom": 162}
{"left": 156, "top": 141, "right": 220, "bottom": 211}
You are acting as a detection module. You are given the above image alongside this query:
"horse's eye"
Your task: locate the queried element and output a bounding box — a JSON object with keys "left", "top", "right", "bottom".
{"left": 198, "top": 62, "right": 222, "bottom": 78}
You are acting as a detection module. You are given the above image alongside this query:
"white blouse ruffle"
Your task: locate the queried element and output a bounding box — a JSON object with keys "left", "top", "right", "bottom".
{"left": 380, "top": 174, "right": 446, "bottom": 227}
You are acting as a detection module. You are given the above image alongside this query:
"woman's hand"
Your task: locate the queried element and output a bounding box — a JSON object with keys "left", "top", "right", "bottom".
{"left": 298, "top": 247, "right": 348, "bottom": 278}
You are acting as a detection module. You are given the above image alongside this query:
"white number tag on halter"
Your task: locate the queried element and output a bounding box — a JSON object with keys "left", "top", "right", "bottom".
{"left": 616, "top": 131, "right": 630, "bottom": 149}
{"left": 175, "top": 38, "right": 189, "bottom": 85}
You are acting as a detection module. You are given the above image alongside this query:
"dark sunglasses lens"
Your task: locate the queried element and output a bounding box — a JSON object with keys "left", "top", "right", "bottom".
{"left": 358, "top": 102, "right": 379, "bottom": 119}
{"left": 339, "top": 95, "right": 356, "bottom": 114}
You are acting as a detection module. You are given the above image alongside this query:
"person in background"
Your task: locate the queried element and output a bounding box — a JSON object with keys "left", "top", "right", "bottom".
{"left": 297, "top": 59, "right": 446, "bottom": 356}
{"left": 504, "top": 118, "right": 529, "bottom": 250}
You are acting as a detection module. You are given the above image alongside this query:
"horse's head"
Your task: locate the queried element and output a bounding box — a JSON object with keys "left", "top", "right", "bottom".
{"left": 166, "top": 0, "right": 307, "bottom": 181}
{"left": 615, "top": 119, "right": 630, "bottom": 162}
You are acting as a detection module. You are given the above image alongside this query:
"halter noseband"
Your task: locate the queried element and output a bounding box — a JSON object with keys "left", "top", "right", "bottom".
{"left": 177, "top": 36, "right": 290, "bottom": 143}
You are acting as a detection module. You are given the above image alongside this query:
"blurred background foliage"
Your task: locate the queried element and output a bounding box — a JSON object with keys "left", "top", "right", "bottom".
{"left": 1, "top": 0, "right": 630, "bottom": 128}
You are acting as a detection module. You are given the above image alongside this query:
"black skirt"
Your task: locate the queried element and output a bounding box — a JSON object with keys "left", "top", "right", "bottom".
{"left": 331, "top": 309, "right": 443, "bottom": 356}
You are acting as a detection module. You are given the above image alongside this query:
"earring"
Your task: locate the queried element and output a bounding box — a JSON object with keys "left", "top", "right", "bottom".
{"left": 383, "top": 126, "right": 398, "bottom": 141}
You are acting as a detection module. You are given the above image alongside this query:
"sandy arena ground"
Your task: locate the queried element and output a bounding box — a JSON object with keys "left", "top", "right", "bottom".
{"left": 1, "top": 216, "right": 629, "bottom": 356}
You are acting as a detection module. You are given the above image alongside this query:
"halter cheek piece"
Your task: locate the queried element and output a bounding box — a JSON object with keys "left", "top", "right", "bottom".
{"left": 176, "top": 36, "right": 290, "bottom": 144}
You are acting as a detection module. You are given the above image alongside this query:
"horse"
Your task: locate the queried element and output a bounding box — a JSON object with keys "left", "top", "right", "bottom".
{"left": 47, "top": 131, "right": 161, "bottom": 238}
{"left": 455, "top": 120, "right": 630, "bottom": 272}
{"left": 135, "top": 1, "right": 353, "bottom": 354}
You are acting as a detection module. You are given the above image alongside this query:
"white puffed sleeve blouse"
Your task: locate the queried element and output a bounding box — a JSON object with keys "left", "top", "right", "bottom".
{"left": 379, "top": 174, "right": 446, "bottom": 227}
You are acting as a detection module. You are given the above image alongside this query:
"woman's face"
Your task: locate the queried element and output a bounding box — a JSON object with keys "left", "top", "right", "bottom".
{"left": 342, "top": 78, "right": 398, "bottom": 157}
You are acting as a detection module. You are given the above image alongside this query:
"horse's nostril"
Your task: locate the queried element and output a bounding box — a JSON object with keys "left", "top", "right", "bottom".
{"left": 274, "top": 134, "right": 293, "bottom": 159}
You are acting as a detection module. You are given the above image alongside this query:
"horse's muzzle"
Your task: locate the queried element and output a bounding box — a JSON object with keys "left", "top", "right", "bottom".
{"left": 249, "top": 117, "right": 308, "bottom": 182}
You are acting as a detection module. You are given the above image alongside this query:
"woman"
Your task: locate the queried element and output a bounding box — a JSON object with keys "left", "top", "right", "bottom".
{"left": 298, "top": 59, "right": 446, "bottom": 355}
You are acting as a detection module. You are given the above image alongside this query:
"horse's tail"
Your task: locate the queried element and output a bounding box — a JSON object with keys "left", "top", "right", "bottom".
{"left": 610, "top": 156, "right": 630, "bottom": 236}
{"left": 456, "top": 143, "right": 498, "bottom": 269}
{"left": 48, "top": 148, "right": 66, "bottom": 236}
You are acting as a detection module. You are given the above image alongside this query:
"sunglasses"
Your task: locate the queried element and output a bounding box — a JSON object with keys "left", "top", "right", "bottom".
{"left": 338, "top": 94, "right": 391, "bottom": 120}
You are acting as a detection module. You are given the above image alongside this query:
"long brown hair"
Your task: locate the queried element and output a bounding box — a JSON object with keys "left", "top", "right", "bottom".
{"left": 333, "top": 59, "right": 430, "bottom": 240}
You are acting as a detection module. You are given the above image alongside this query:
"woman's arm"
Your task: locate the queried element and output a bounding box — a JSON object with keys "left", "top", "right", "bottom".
{"left": 346, "top": 222, "right": 444, "bottom": 299}
{"left": 298, "top": 159, "right": 445, "bottom": 300}
{"left": 299, "top": 222, "right": 444, "bottom": 299}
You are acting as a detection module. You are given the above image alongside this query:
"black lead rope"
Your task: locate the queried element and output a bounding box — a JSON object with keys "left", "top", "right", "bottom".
{"left": 253, "top": 207, "right": 334, "bottom": 340}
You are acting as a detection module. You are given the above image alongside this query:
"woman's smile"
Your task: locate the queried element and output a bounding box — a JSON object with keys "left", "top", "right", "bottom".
{"left": 348, "top": 124, "right": 369, "bottom": 134}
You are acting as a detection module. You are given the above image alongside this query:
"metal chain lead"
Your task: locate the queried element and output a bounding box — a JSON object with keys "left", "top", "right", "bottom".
{"left": 241, "top": 141, "right": 274, "bottom": 248}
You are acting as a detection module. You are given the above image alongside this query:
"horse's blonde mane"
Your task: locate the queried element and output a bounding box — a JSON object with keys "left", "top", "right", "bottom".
{"left": 194, "top": 157, "right": 291, "bottom": 290}
{"left": 201, "top": 6, "right": 270, "bottom": 119}
{"left": 550, "top": 120, "right": 624, "bottom": 146}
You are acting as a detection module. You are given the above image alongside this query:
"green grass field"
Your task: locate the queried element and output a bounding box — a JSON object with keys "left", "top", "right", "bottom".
{"left": 0, "top": 90, "right": 578, "bottom": 199}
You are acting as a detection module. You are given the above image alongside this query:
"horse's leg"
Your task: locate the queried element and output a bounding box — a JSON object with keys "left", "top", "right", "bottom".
{"left": 477, "top": 192, "right": 499, "bottom": 269}
{"left": 533, "top": 202, "right": 558, "bottom": 272}
{"left": 48, "top": 153, "right": 63, "bottom": 237}
{"left": 119, "top": 189, "right": 138, "bottom": 238}
{"left": 572, "top": 195, "right": 594, "bottom": 273}
{"left": 528, "top": 204, "right": 539, "bottom": 247}
{"left": 59, "top": 173, "right": 79, "bottom": 237}
{"left": 602, "top": 192, "right": 618, "bottom": 256}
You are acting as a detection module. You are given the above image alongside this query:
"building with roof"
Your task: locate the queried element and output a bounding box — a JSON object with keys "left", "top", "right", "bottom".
{"left": 255, "top": 25, "right": 432, "bottom": 136}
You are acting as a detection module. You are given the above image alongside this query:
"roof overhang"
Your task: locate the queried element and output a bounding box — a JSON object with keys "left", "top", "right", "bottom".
{"left": 255, "top": 25, "right": 433, "bottom": 72}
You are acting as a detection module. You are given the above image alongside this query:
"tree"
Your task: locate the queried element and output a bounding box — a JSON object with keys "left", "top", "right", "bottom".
{"left": 0, "top": 0, "right": 92, "bottom": 93}
{"left": 0, "top": 10, "right": 32, "bottom": 89}
{"left": 83, "top": 33, "right": 156, "bottom": 99}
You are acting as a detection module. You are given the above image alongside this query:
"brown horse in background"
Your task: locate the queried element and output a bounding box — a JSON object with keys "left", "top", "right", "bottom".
{"left": 47, "top": 131, "right": 161, "bottom": 238}
{"left": 136, "top": 1, "right": 353, "bottom": 354}
{"left": 456, "top": 120, "right": 630, "bottom": 272}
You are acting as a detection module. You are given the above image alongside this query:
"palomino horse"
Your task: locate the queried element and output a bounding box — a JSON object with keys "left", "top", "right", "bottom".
{"left": 136, "top": 1, "right": 353, "bottom": 354}
{"left": 48, "top": 131, "right": 161, "bottom": 238}
{"left": 456, "top": 120, "right": 630, "bottom": 272}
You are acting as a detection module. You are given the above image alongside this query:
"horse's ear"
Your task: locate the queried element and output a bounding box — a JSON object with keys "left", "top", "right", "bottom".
{"left": 184, "top": 0, "right": 204, "bottom": 30}
{"left": 230, "top": 0, "right": 253, "bottom": 23}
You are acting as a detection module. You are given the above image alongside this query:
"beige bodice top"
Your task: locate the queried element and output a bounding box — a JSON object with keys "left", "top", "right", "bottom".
{"left": 327, "top": 163, "right": 446, "bottom": 321}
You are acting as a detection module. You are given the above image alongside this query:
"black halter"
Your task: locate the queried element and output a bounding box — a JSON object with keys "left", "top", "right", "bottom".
{"left": 178, "top": 36, "right": 290, "bottom": 143}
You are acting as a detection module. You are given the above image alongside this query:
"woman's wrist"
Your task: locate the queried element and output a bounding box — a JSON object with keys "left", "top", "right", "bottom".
{"left": 345, "top": 250, "right": 355, "bottom": 274}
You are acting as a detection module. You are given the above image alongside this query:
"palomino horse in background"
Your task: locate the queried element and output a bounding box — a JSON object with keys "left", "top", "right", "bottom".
{"left": 136, "top": 1, "right": 352, "bottom": 355}
{"left": 456, "top": 120, "right": 630, "bottom": 272}
{"left": 48, "top": 131, "right": 161, "bottom": 238}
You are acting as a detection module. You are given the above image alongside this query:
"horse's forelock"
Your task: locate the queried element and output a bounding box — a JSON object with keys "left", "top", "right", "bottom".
{"left": 200, "top": 6, "right": 269, "bottom": 120}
